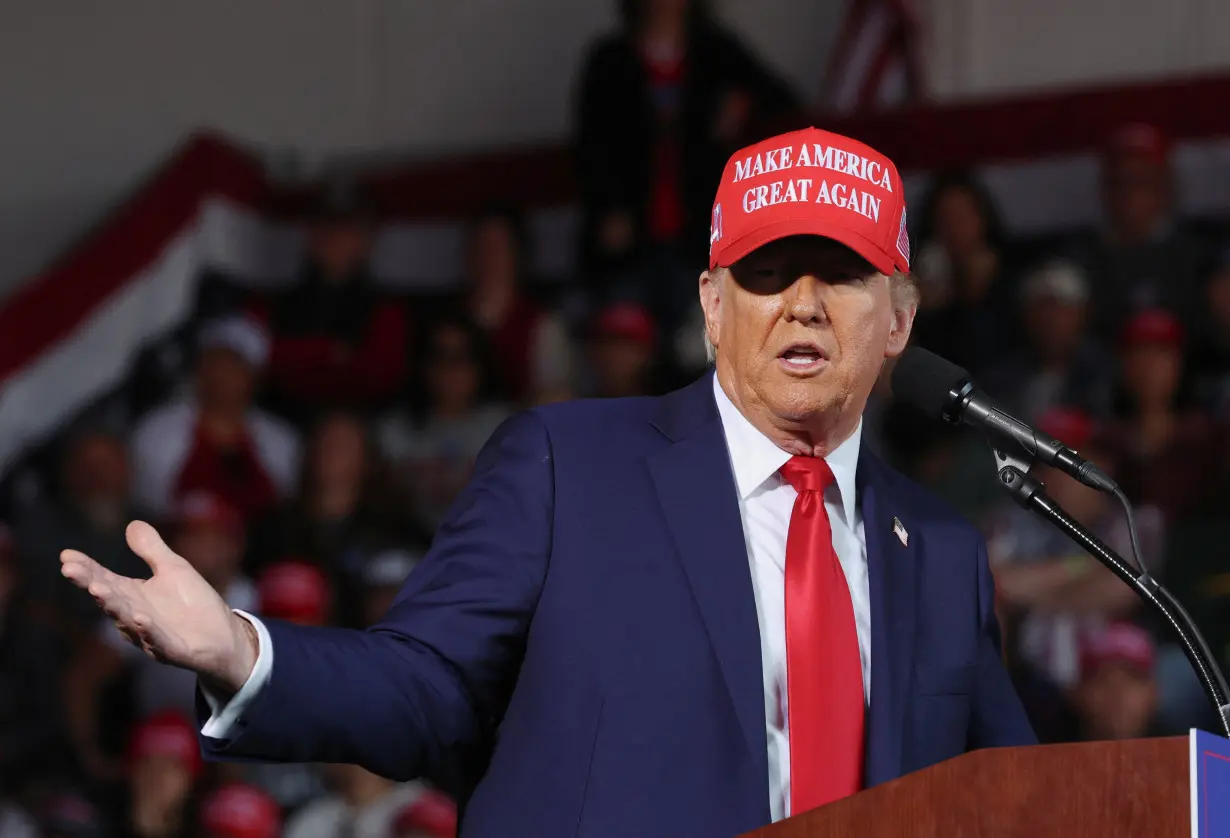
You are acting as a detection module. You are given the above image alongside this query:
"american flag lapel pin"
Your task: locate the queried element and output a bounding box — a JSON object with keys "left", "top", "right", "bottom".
{"left": 892, "top": 517, "right": 909, "bottom": 547}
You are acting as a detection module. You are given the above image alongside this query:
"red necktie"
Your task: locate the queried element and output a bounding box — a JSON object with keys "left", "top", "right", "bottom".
{"left": 779, "top": 456, "right": 865, "bottom": 814}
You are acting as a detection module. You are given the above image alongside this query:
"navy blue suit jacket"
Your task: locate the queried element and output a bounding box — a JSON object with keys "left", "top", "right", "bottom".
{"left": 201, "top": 374, "right": 1035, "bottom": 837}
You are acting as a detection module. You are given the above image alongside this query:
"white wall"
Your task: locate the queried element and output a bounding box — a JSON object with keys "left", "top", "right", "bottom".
{"left": 928, "top": 0, "right": 1230, "bottom": 101}
{"left": 0, "top": 0, "right": 843, "bottom": 300}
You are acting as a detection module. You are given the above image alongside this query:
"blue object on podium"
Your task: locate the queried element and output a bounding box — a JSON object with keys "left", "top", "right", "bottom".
{"left": 1192, "top": 729, "right": 1230, "bottom": 838}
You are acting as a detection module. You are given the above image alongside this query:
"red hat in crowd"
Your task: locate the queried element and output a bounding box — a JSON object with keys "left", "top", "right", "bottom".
{"left": 709, "top": 127, "right": 910, "bottom": 277}
{"left": 171, "top": 490, "right": 243, "bottom": 535}
{"left": 1105, "top": 122, "right": 1171, "bottom": 167}
{"left": 593, "top": 302, "right": 656, "bottom": 348}
{"left": 200, "top": 783, "right": 281, "bottom": 838}
{"left": 257, "top": 560, "right": 330, "bottom": 625}
{"left": 1080, "top": 622, "right": 1156, "bottom": 677}
{"left": 1119, "top": 308, "right": 1185, "bottom": 349}
{"left": 392, "top": 790, "right": 458, "bottom": 838}
{"left": 127, "top": 710, "right": 202, "bottom": 777}
{"left": 1036, "top": 407, "right": 1096, "bottom": 451}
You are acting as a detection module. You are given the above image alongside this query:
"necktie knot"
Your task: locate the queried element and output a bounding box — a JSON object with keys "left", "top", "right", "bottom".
{"left": 779, "top": 455, "right": 836, "bottom": 495}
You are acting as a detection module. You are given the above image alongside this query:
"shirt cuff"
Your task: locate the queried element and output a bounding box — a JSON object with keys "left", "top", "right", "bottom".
{"left": 200, "top": 610, "right": 273, "bottom": 739}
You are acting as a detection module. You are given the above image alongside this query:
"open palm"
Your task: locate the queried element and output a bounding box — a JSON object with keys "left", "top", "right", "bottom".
{"left": 61, "top": 520, "right": 256, "bottom": 691}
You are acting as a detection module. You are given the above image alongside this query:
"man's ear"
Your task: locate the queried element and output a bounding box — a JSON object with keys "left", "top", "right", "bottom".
{"left": 699, "top": 269, "right": 722, "bottom": 352}
{"left": 884, "top": 301, "right": 917, "bottom": 359}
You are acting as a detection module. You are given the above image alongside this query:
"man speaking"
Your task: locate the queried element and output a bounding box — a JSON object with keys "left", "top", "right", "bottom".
{"left": 63, "top": 128, "right": 1035, "bottom": 837}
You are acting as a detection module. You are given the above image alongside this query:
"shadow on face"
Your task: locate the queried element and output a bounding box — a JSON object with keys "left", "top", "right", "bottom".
{"left": 702, "top": 236, "right": 910, "bottom": 439}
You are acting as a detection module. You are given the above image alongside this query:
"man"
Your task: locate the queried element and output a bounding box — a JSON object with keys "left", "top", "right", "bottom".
{"left": 129, "top": 314, "right": 299, "bottom": 523}
{"left": 1067, "top": 122, "right": 1213, "bottom": 339}
{"left": 62, "top": 128, "right": 1034, "bottom": 837}
{"left": 983, "top": 260, "right": 1114, "bottom": 422}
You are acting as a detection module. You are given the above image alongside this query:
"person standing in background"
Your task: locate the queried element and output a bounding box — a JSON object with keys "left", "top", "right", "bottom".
{"left": 250, "top": 180, "right": 409, "bottom": 424}
{"left": 576, "top": 0, "right": 798, "bottom": 330}
{"left": 459, "top": 209, "right": 572, "bottom": 405}
{"left": 1067, "top": 123, "right": 1214, "bottom": 338}
{"left": 909, "top": 170, "right": 1018, "bottom": 376}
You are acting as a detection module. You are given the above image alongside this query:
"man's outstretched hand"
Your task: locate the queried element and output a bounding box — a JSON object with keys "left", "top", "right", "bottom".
{"left": 61, "top": 520, "right": 259, "bottom": 695}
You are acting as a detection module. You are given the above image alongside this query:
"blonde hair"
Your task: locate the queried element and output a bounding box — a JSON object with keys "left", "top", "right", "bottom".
{"left": 703, "top": 268, "right": 917, "bottom": 364}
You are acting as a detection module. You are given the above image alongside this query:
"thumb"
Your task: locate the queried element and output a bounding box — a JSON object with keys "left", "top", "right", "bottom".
{"left": 125, "top": 520, "right": 188, "bottom": 575}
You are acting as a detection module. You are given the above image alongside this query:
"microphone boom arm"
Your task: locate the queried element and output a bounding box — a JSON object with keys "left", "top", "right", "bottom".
{"left": 991, "top": 448, "right": 1230, "bottom": 739}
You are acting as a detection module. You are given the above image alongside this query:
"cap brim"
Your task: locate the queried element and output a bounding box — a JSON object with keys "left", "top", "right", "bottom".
{"left": 712, "top": 216, "right": 898, "bottom": 277}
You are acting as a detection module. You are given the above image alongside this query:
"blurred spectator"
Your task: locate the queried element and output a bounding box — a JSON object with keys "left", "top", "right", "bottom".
{"left": 1067, "top": 622, "right": 1160, "bottom": 741}
{"left": 14, "top": 427, "right": 148, "bottom": 638}
{"left": 251, "top": 181, "right": 409, "bottom": 422}
{"left": 390, "top": 790, "right": 457, "bottom": 838}
{"left": 33, "top": 791, "right": 103, "bottom": 838}
{"left": 199, "top": 784, "right": 280, "bottom": 838}
{"left": 122, "top": 712, "right": 200, "bottom": 838}
{"left": 1098, "top": 309, "right": 1223, "bottom": 522}
{"left": 252, "top": 411, "right": 405, "bottom": 626}
{"left": 581, "top": 301, "right": 661, "bottom": 397}
{"left": 1188, "top": 245, "right": 1230, "bottom": 415}
{"left": 130, "top": 316, "right": 299, "bottom": 523}
{"left": 1067, "top": 123, "right": 1214, "bottom": 337}
{"left": 379, "top": 316, "right": 512, "bottom": 533}
{"left": 911, "top": 170, "right": 1018, "bottom": 374}
{"left": 283, "top": 765, "right": 433, "bottom": 838}
{"left": 987, "top": 408, "right": 1164, "bottom": 692}
{"left": 983, "top": 260, "right": 1114, "bottom": 421}
{"left": 0, "top": 524, "right": 72, "bottom": 785}
{"left": 64, "top": 493, "right": 255, "bottom": 784}
{"left": 575, "top": 0, "right": 797, "bottom": 293}
{"left": 461, "top": 209, "right": 571, "bottom": 404}
{"left": 358, "top": 548, "right": 419, "bottom": 628}
{"left": 256, "top": 561, "right": 330, "bottom": 626}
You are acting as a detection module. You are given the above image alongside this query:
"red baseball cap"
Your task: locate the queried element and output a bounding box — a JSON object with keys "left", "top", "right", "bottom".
{"left": 1119, "top": 308, "right": 1184, "bottom": 349}
{"left": 127, "top": 710, "right": 202, "bottom": 777}
{"left": 1080, "top": 622, "right": 1156, "bottom": 676}
{"left": 1037, "top": 407, "right": 1096, "bottom": 451}
{"left": 393, "top": 790, "right": 458, "bottom": 837}
{"left": 258, "top": 560, "right": 330, "bottom": 625}
{"left": 709, "top": 127, "right": 910, "bottom": 276}
{"left": 200, "top": 783, "right": 281, "bottom": 838}
{"left": 593, "top": 302, "right": 656, "bottom": 347}
{"left": 1106, "top": 122, "right": 1171, "bottom": 167}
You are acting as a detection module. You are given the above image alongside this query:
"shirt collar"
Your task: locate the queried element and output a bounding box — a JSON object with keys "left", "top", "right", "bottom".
{"left": 712, "top": 374, "right": 861, "bottom": 524}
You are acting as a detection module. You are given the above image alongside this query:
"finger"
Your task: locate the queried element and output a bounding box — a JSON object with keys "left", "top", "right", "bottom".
{"left": 60, "top": 550, "right": 110, "bottom": 589}
{"left": 126, "top": 521, "right": 187, "bottom": 575}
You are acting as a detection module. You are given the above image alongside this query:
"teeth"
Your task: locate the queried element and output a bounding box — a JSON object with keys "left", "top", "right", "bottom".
{"left": 783, "top": 354, "right": 818, "bottom": 365}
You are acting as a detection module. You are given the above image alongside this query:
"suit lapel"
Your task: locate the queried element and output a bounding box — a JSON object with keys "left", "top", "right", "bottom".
{"left": 648, "top": 376, "right": 769, "bottom": 808}
{"left": 859, "top": 449, "right": 919, "bottom": 786}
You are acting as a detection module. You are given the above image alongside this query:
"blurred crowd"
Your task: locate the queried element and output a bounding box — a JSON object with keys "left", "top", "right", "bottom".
{"left": 1, "top": 0, "right": 1229, "bottom": 836}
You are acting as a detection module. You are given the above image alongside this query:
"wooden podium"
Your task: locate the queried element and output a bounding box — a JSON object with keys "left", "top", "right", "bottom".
{"left": 743, "top": 738, "right": 1189, "bottom": 837}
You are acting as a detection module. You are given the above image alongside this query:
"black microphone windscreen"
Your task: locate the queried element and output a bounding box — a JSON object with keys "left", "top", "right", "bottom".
{"left": 891, "top": 347, "right": 972, "bottom": 419}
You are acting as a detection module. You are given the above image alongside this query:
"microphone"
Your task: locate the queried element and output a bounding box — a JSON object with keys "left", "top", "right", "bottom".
{"left": 890, "top": 347, "right": 1117, "bottom": 493}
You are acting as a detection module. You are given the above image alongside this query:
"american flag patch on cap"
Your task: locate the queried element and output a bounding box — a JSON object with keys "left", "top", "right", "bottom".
{"left": 896, "top": 208, "right": 910, "bottom": 264}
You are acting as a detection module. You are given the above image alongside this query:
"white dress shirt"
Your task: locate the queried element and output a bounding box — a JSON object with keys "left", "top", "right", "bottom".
{"left": 203, "top": 375, "right": 872, "bottom": 823}
{"left": 711, "top": 376, "right": 871, "bottom": 822}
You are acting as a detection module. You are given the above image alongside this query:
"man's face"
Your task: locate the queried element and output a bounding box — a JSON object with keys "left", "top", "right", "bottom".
{"left": 64, "top": 434, "right": 130, "bottom": 522}
{"left": 196, "top": 348, "right": 256, "bottom": 411}
{"left": 1121, "top": 343, "right": 1182, "bottom": 407}
{"left": 171, "top": 522, "right": 242, "bottom": 590}
{"left": 590, "top": 335, "right": 652, "bottom": 397}
{"left": 309, "top": 219, "right": 373, "bottom": 281}
{"left": 700, "top": 236, "right": 912, "bottom": 445}
{"left": 1024, "top": 297, "right": 1085, "bottom": 362}
{"left": 1103, "top": 156, "right": 1171, "bottom": 243}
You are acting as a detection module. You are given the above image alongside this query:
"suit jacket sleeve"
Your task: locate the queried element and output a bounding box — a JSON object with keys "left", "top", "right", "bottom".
{"left": 968, "top": 538, "right": 1038, "bottom": 749}
{"left": 198, "top": 411, "right": 554, "bottom": 786}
